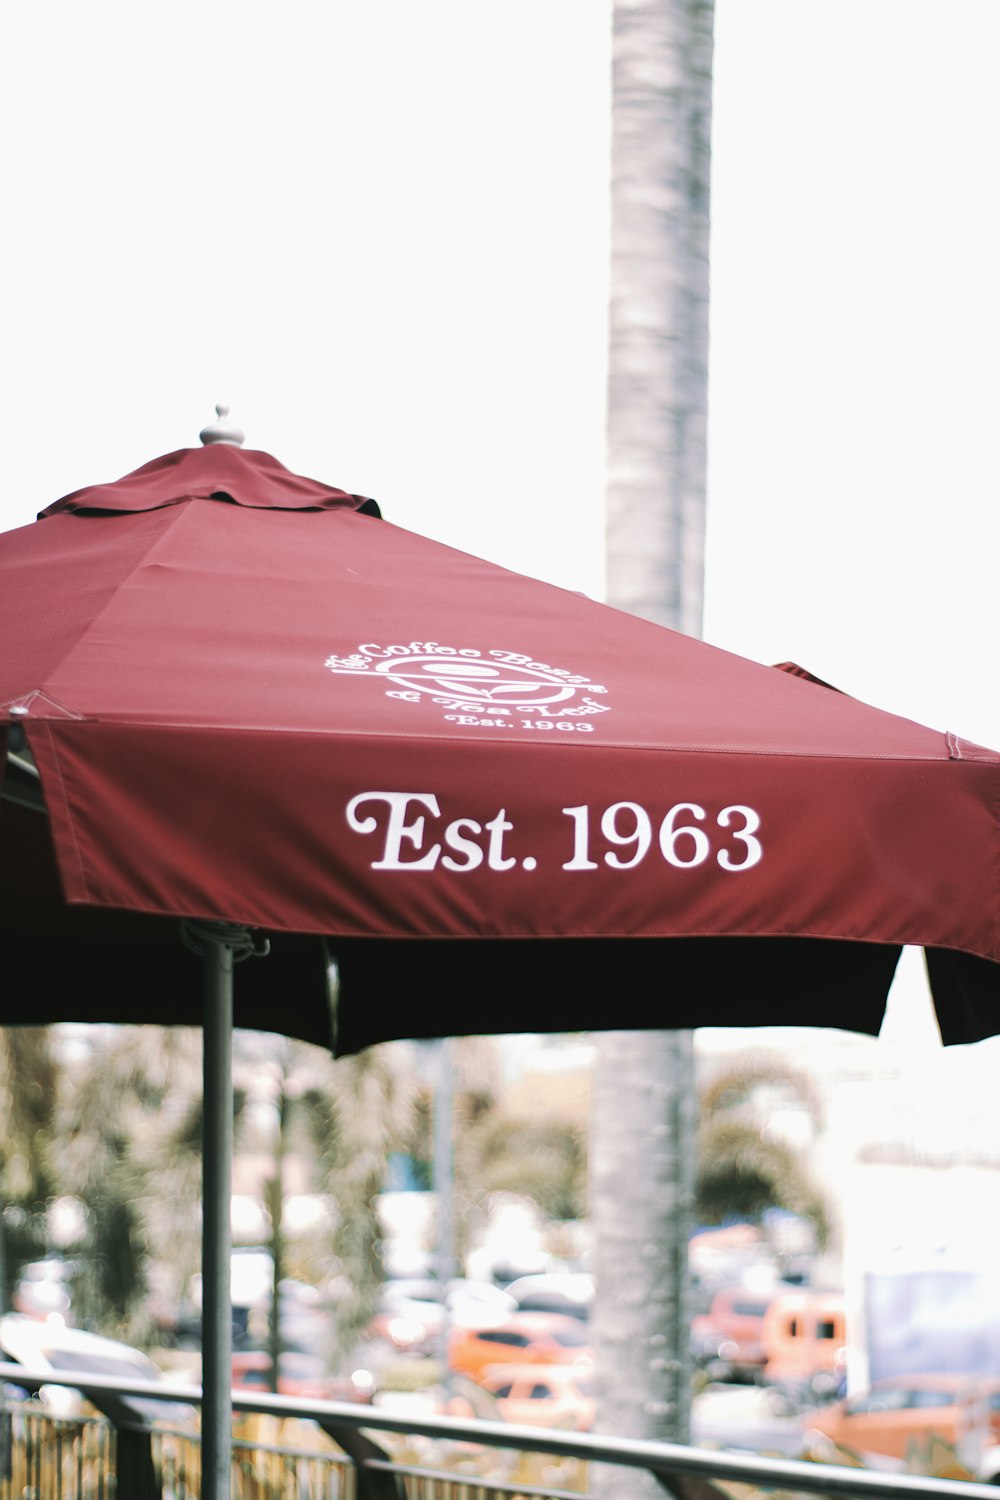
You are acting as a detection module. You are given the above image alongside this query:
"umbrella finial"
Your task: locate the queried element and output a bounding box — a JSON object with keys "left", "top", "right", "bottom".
{"left": 199, "top": 404, "right": 246, "bottom": 447}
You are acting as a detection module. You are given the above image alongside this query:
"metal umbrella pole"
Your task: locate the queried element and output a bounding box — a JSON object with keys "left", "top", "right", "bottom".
{"left": 183, "top": 920, "right": 268, "bottom": 1500}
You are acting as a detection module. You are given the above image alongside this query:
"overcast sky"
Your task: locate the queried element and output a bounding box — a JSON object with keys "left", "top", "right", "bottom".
{"left": 4, "top": 1, "right": 998, "bottom": 1059}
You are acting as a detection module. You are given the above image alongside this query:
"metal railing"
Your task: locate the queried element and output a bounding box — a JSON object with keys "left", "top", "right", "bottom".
{"left": 3, "top": 1359, "right": 999, "bottom": 1500}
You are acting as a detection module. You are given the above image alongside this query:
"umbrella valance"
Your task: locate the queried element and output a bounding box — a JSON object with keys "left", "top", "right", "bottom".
{"left": 2, "top": 440, "right": 999, "bottom": 1053}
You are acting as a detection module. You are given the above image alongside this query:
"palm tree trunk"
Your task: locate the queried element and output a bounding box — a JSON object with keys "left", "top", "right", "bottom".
{"left": 592, "top": 0, "right": 715, "bottom": 1474}
{"left": 605, "top": 0, "right": 713, "bottom": 638}
{"left": 591, "top": 1030, "right": 698, "bottom": 1446}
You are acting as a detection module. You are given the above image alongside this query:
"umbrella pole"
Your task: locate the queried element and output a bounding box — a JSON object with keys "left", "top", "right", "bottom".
{"left": 201, "top": 927, "right": 235, "bottom": 1500}
{"left": 183, "top": 921, "right": 268, "bottom": 1500}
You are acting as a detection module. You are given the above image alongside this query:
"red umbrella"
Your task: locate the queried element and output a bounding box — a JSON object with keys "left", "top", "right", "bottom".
{"left": 2, "top": 433, "right": 998, "bottom": 1046}
{"left": 2, "top": 422, "right": 999, "bottom": 1493}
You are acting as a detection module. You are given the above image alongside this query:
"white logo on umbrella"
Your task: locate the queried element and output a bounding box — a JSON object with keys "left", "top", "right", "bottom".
{"left": 324, "top": 642, "right": 610, "bottom": 723}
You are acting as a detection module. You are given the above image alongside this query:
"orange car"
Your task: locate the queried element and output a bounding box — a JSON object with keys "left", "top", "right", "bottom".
{"left": 478, "top": 1362, "right": 597, "bottom": 1430}
{"left": 447, "top": 1312, "right": 593, "bottom": 1380}
{"left": 690, "top": 1285, "right": 774, "bottom": 1382}
{"left": 761, "top": 1289, "right": 847, "bottom": 1396}
{"left": 803, "top": 1372, "right": 1000, "bottom": 1468}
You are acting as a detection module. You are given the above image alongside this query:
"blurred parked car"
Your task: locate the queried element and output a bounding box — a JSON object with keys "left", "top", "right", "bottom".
{"left": 761, "top": 1289, "right": 847, "bottom": 1400}
{"left": 478, "top": 1362, "right": 596, "bottom": 1430}
{"left": 366, "top": 1277, "right": 516, "bottom": 1357}
{"left": 366, "top": 1284, "right": 444, "bottom": 1357}
{"left": 803, "top": 1372, "right": 1000, "bottom": 1471}
{"left": 0, "top": 1313, "right": 197, "bottom": 1428}
{"left": 447, "top": 1279, "right": 519, "bottom": 1325}
{"left": 690, "top": 1284, "right": 777, "bottom": 1383}
{"left": 448, "top": 1311, "right": 593, "bottom": 1380}
{"left": 382, "top": 1277, "right": 515, "bottom": 1323}
{"left": 503, "top": 1273, "right": 594, "bottom": 1322}
{"left": 692, "top": 1381, "right": 808, "bottom": 1458}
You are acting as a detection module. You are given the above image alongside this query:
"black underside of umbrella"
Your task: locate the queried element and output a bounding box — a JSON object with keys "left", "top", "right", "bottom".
{"left": 332, "top": 937, "right": 1000, "bottom": 1051}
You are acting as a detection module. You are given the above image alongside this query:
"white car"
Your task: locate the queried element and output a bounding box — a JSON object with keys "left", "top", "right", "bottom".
{"left": 504, "top": 1272, "right": 594, "bottom": 1320}
{"left": 0, "top": 1313, "right": 196, "bottom": 1426}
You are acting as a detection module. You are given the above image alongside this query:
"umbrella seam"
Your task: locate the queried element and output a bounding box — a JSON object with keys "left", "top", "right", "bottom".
{"left": 45, "top": 893, "right": 998, "bottom": 964}
{"left": 25, "top": 719, "right": 975, "bottom": 766}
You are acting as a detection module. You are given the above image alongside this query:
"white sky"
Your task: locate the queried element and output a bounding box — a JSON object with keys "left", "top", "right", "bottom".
{"left": 3, "top": 1, "right": 998, "bottom": 1057}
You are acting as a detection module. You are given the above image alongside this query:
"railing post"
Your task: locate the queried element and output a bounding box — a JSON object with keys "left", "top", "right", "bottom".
{"left": 653, "top": 1471, "right": 731, "bottom": 1500}
{"left": 113, "top": 1422, "right": 162, "bottom": 1499}
{"left": 84, "top": 1390, "right": 163, "bottom": 1500}
{"left": 316, "top": 1420, "right": 407, "bottom": 1500}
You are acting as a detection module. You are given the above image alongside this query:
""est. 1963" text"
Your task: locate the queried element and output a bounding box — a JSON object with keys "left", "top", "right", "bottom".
{"left": 346, "top": 793, "right": 763, "bottom": 874}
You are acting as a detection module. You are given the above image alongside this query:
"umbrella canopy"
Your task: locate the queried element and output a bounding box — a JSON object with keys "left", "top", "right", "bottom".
{"left": 2, "top": 437, "right": 1000, "bottom": 1051}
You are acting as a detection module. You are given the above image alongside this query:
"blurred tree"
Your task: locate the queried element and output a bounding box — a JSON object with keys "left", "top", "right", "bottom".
{"left": 0, "top": 1026, "right": 58, "bottom": 1310}
{"left": 299, "top": 1040, "right": 418, "bottom": 1364}
{"left": 399, "top": 1036, "right": 586, "bottom": 1273}
{"left": 54, "top": 1026, "right": 214, "bottom": 1340}
{"left": 699, "top": 1058, "right": 822, "bottom": 1120}
{"left": 696, "top": 1058, "right": 830, "bottom": 1247}
{"left": 398, "top": 1036, "right": 503, "bottom": 1271}
{"left": 468, "top": 1115, "right": 586, "bottom": 1223}
{"left": 450, "top": 1036, "right": 502, "bottom": 1266}
{"left": 696, "top": 1120, "right": 829, "bottom": 1242}
{"left": 51, "top": 1025, "right": 417, "bottom": 1368}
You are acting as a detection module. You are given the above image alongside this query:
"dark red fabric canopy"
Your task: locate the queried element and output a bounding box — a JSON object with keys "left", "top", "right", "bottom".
{"left": 2, "top": 443, "right": 998, "bottom": 1052}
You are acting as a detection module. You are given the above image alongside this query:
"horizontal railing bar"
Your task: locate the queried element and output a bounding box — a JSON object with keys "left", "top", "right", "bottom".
{"left": 0, "top": 1360, "right": 199, "bottom": 1406}
{"left": 3, "top": 1360, "right": 998, "bottom": 1499}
